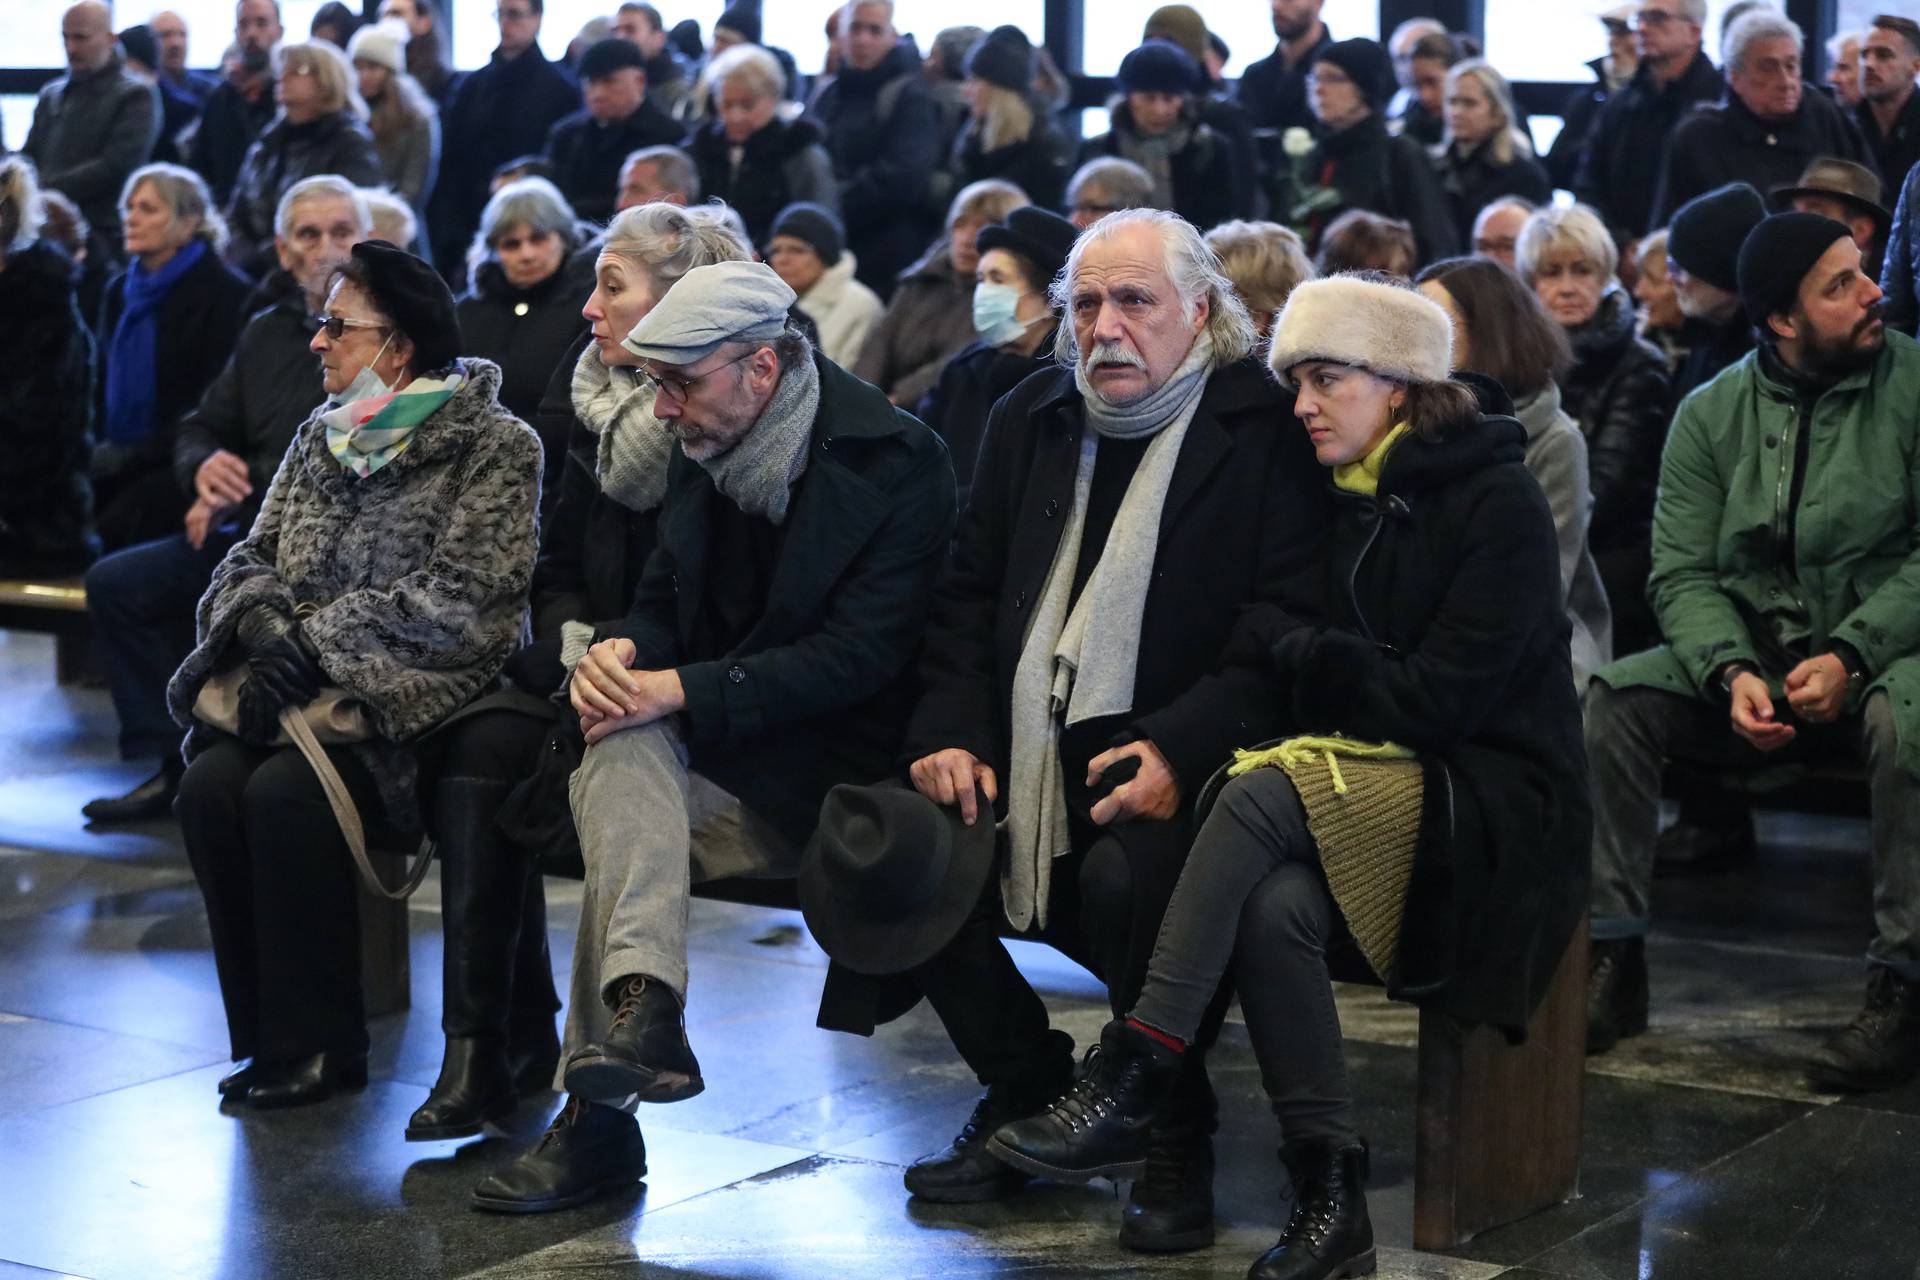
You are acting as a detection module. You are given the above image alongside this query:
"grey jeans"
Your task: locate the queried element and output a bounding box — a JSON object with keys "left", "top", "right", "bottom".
{"left": 563, "top": 719, "right": 797, "bottom": 1102}
{"left": 1587, "top": 681, "right": 1920, "bottom": 979}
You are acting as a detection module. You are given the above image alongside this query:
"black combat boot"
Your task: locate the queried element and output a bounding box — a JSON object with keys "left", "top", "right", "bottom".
{"left": 903, "top": 1031, "right": 1073, "bottom": 1204}
{"left": 1806, "top": 967, "right": 1920, "bottom": 1092}
{"left": 563, "top": 975, "right": 704, "bottom": 1103}
{"left": 1247, "top": 1140, "right": 1375, "bottom": 1280}
{"left": 470, "top": 1096, "right": 647, "bottom": 1213}
{"left": 987, "top": 1019, "right": 1182, "bottom": 1182}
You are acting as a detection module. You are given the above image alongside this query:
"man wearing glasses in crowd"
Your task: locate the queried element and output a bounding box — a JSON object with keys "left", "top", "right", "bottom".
{"left": 426, "top": 0, "right": 579, "bottom": 280}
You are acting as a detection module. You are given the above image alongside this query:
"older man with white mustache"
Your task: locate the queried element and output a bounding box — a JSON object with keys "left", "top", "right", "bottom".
{"left": 823, "top": 208, "right": 1333, "bottom": 1252}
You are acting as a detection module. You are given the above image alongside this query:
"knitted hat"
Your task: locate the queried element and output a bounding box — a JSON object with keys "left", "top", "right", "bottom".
{"left": 622, "top": 259, "right": 796, "bottom": 365}
{"left": 1267, "top": 274, "right": 1454, "bottom": 386}
{"left": 1116, "top": 40, "right": 1201, "bottom": 96}
{"left": 350, "top": 240, "right": 462, "bottom": 375}
{"left": 346, "top": 22, "right": 405, "bottom": 74}
{"left": 976, "top": 206, "right": 1079, "bottom": 289}
{"left": 714, "top": 4, "right": 761, "bottom": 46}
{"left": 1667, "top": 182, "right": 1767, "bottom": 293}
{"left": 1142, "top": 5, "right": 1209, "bottom": 63}
{"left": 1313, "top": 38, "right": 1397, "bottom": 110}
{"left": 578, "top": 35, "right": 646, "bottom": 81}
{"left": 118, "top": 25, "right": 158, "bottom": 71}
{"left": 965, "top": 26, "right": 1035, "bottom": 94}
{"left": 1737, "top": 212, "right": 1853, "bottom": 328}
{"left": 769, "top": 201, "right": 844, "bottom": 267}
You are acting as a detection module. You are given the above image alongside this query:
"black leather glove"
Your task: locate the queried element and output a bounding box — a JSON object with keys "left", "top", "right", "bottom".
{"left": 235, "top": 675, "right": 286, "bottom": 745}
{"left": 236, "top": 606, "right": 325, "bottom": 708}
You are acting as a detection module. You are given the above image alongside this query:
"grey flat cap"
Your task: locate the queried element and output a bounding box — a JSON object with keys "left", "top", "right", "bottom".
{"left": 621, "top": 260, "right": 797, "bottom": 366}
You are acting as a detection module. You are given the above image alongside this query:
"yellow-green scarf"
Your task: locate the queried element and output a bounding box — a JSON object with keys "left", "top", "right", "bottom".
{"left": 1332, "top": 421, "right": 1411, "bottom": 496}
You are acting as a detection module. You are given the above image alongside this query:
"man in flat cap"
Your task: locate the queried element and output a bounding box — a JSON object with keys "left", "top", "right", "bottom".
{"left": 473, "top": 259, "right": 955, "bottom": 1213}
{"left": 1587, "top": 213, "right": 1920, "bottom": 1094}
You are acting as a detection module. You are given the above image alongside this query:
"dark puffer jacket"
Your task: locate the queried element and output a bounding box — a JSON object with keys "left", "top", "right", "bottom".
{"left": 455, "top": 259, "right": 588, "bottom": 517}
{"left": 0, "top": 241, "right": 96, "bottom": 571}
{"left": 688, "top": 115, "right": 840, "bottom": 249}
{"left": 1251, "top": 415, "right": 1590, "bottom": 1039}
{"left": 224, "top": 111, "right": 383, "bottom": 277}
{"left": 950, "top": 118, "right": 1074, "bottom": 212}
{"left": 1561, "top": 289, "right": 1672, "bottom": 556}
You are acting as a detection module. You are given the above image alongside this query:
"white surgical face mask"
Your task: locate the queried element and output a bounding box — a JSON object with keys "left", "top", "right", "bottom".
{"left": 331, "top": 332, "right": 396, "bottom": 404}
{"left": 972, "top": 281, "right": 1032, "bottom": 347}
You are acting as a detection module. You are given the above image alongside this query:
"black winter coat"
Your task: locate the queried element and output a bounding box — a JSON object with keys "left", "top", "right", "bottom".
{"left": 1651, "top": 87, "right": 1877, "bottom": 229}
{"left": 1859, "top": 92, "right": 1920, "bottom": 203}
{"left": 545, "top": 101, "right": 687, "bottom": 224}
{"left": 1561, "top": 289, "right": 1672, "bottom": 555}
{"left": 1432, "top": 139, "right": 1552, "bottom": 250}
{"left": 1302, "top": 116, "right": 1461, "bottom": 266}
{"left": 1080, "top": 107, "right": 1239, "bottom": 234}
{"left": 913, "top": 332, "right": 1054, "bottom": 511}
{"left": 189, "top": 79, "right": 276, "bottom": 206}
{"left": 171, "top": 275, "right": 325, "bottom": 532}
{"left": 604, "top": 352, "right": 957, "bottom": 846}
{"left": 689, "top": 115, "right": 839, "bottom": 249}
{"left": 456, "top": 260, "right": 588, "bottom": 517}
{"left": 1575, "top": 50, "right": 1724, "bottom": 239}
{"left": 903, "top": 357, "right": 1333, "bottom": 808}
{"left": 94, "top": 247, "right": 252, "bottom": 515}
{"left": 0, "top": 241, "right": 96, "bottom": 569}
{"left": 951, "top": 119, "right": 1074, "bottom": 212}
{"left": 808, "top": 43, "right": 944, "bottom": 298}
{"left": 1546, "top": 57, "right": 1614, "bottom": 191}
{"left": 1671, "top": 312, "right": 1756, "bottom": 408}
{"left": 1256, "top": 415, "right": 1589, "bottom": 1038}
{"left": 1237, "top": 27, "right": 1336, "bottom": 132}
{"left": 428, "top": 46, "right": 580, "bottom": 280}
{"left": 225, "top": 112, "right": 383, "bottom": 278}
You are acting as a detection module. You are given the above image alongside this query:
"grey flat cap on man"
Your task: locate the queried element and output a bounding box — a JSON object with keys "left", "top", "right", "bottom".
{"left": 621, "top": 260, "right": 797, "bottom": 365}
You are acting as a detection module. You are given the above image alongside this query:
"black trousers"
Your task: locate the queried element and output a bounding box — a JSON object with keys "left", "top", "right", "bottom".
{"left": 911, "top": 812, "right": 1229, "bottom": 1117}
{"left": 177, "top": 733, "right": 394, "bottom": 1063}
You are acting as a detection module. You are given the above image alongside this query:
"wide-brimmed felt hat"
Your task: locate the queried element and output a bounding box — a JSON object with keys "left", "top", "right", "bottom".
{"left": 800, "top": 781, "right": 997, "bottom": 976}
{"left": 1770, "top": 157, "right": 1892, "bottom": 240}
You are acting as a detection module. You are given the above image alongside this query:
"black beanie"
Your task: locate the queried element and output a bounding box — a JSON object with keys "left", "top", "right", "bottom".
{"left": 117, "top": 24, "right": 158, "bottom": 70}
{"left": 1312, "top": 38, "right": 1396, "bottom": 111}
{"left": 966, "top": 26, "right": 1035, "bottom": 94}
{"left": 350, "top": 240, "right": 462, "bottom": 375}
{"left": 578, "top": 36, "right": 646, "bottom": 81}
{"left": 1668, "top": 182, "right": 1767, "bottom": 293}
{"left": 1116, "top": 40, "right": 1201, "bottom": 96}
{"left": 1737, "top": 212, "right": 1853, "bottom": 329}
{"left": 770, "top": 202, "right": 845, "bottom": 267}
{"left": 715, "top": 4, "right": 761, "bottom": 46}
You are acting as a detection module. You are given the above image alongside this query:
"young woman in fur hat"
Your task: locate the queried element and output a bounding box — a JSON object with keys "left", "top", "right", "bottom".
{"left": 985, "top": 272, "right": 1590, "bottom": 1280}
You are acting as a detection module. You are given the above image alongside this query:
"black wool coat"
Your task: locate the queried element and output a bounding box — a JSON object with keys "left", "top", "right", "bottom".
{"left": 1302, "top": 116, "right": 1462, "bottom": 266}
{"left": 1254, "top": 415, "right": 1590, "bottom": 1039}
{"left": 456, "top": 260, "right": 588, "bottom": 517}
{"left": 603, "top": 352, "right": 957, "bottom": 847}
{"left": 913, "top": 332, "right": 1055, "bottom": 511}
{"left": 1574, "top": 50, "right": 1724, "bottom": 240}
{"left": 1432, "top": 138, "right": 1552, "bottom": 250}
{"left": 1650, "top": 86, "right": 1877, "bottom": 230}
{"left": 0, "top": 241, "right": 95, "bottom": 567}
{"left": 1080, "top": 107, "right": 1240, "bottom": 234}
{"left": 951, "top": 119, "right": 1074, "bottom": 213}
{"left": 903, "top": 356, "right": 1333, "bottom": 809}
{"left": 545, "top": 101, "right": 687, "bottom": 225}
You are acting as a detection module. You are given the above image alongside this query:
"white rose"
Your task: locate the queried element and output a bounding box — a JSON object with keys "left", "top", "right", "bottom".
{"left": 1282, "top": 126, "right": 1313, "bottom": 159}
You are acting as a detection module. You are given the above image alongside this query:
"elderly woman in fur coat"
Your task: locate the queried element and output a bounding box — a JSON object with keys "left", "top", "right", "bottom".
{"left": 168, "top": 240, "right": 541, "bottom": 1112}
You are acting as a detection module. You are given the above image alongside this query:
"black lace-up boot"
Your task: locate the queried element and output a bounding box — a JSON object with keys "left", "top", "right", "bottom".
{"left": 986, "top": 1020, "right": 1182, "bottom": 1182}
{"left": 1247, "top": 1140, "right": 1375, "bottom": 1280}
{"left": 470, "top": 1096, "right": 647, "bottom": 1213}
{"left": 1806, "top": 967, "right": 1920, "bottom": 1092}
{"left": 904, "top": 1032, "right": 1074, "bottom": 1203}
{"left": 563, "top": 975, "right": 704, "bottom": 1103}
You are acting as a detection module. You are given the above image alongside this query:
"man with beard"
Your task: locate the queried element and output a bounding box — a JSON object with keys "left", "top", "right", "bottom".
{"left": 79, "top": 176, "right": 369, "bottom": 823}
{"left": 1858, "top": 16, "right": 1920, "bottom": 195}
{"left": 185, "top": 0, "right": 282, "bottom": 205}
{"left": 1237, "top": 0, "right": 1336, "bottom": 133}
{"left": 1585, "top": 213, "right": 1920, "bottom": 1094}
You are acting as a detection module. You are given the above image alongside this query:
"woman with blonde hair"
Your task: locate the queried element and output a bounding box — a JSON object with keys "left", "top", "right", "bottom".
{"left": 1430, "top": 59, "right": 1550, "bottom": 250}
{"left": 1205, "top": 219, "right": 1315, "bottom": 337}
{"left": 347, "top": 23, "right": 440, "bottom": 215}
{"left": 95, "top": 163, "right": 252, "bottom": 549}
{"left": 950, "top": 26, "right": 1072, "bottom": 211}
{"left": 225, "top": 40, "right": 382, "bottom": 276}
{"left": 0, "top": 156, "right": 97, "bottom": 576}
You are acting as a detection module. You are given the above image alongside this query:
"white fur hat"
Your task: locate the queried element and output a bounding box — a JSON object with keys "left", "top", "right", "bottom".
{"left": 1266, "top": 274, "right": 1453, "bottom": 387}
{"left": 347, "top": 22, "right": 407, "bottom": 75}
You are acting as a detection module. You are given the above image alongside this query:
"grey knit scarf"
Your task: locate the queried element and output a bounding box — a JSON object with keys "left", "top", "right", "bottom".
{"left": 1115, "top": 119, "right": 1194, "bottom": 215}
{"left": 571, "top": 343, "right": 673, "bottom": 514}
{"left": 1001, "top": 329, "right": 1216, "bottom": 930}
{"left": 693, "top": 353, "right": 820, "bottom": 524}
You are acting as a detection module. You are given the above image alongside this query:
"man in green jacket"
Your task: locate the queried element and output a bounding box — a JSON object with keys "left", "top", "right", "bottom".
{"left": 1585, "top": 212, "right": 1920, "bottom": 1093}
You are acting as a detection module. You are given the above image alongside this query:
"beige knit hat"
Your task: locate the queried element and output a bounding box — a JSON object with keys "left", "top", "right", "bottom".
{"left": 347, "top": 21, "right": 406, "bottom": 74}
{"left": 1266, "top": 274, "right": 1454, "bottom": 387}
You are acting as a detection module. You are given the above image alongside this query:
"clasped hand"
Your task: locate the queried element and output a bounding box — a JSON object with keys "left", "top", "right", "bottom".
{"left": 906, "top": 739, "right": 1181, "bottom": 827}
{"left": 569, "top": 637, "right": 685, "bottom": 744}
{"left": 1728, "top": 653, "right": 1849, "bottom": 751}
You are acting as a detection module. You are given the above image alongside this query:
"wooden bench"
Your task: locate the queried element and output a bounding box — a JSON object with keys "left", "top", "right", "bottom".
{"left": 355, "top": 868, "right": 1585, "bottom": 1249}
{"left": 0, "top": 578, "right": 92, "bottom": 685}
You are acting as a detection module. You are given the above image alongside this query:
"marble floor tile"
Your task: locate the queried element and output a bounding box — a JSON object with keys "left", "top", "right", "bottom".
{"left": 0, "top": 1012, "right": 221, "bottom": 1117}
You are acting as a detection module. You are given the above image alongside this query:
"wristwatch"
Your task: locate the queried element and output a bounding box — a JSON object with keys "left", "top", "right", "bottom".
{"left": 1717, "top": 661, "right": 1759, "bottom": 696}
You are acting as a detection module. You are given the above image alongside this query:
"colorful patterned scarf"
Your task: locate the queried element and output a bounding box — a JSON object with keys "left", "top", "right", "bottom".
{"left": 322, "top": 368, "right": 466, "bottom": 478}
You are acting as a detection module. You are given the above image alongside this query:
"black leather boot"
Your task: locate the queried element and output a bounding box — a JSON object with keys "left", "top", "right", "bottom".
{"left": 1121, "top": 1055, "right": 1217, "bottom": 1252}
{"left": 1586, "top": 936, "right": 1649, "bottom": 1054}
{"left": 987, "top": 1020, "right": 1183, "bottom": 1183}
{"left": 1247, "top": 1141, "right": 1375, "bottom": 1280}
{"left": 1806, "top": 968, "right": 1920, "bottom": 1092}
{"left": 408, "top": 779, "right": 526, "bottom": 1140}
{"left": 218, "top": 1058, "right": 261, "bottom": 1099}
{"left": 563, "top": 975, "right": 704, "bottom": 1103}
{"left": 903, "top": 1031, "right": 1073, "bottom": 1204}
{"left": 244, "top": 1051, "right": 370, "bottom": 1110}
{"left": 83, "top": 757, "right": 183, "bottom": 824}
{"left": 470, "top": 1096, "right": 647, "bottom": 1214}
{"left": 505, "top": 862, "right": 561, "bottom": 1096}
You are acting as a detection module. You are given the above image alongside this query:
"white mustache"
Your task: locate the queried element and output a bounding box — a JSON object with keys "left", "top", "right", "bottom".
{"left": 1084, "top": 341, "right": 1146, "bottom": 371}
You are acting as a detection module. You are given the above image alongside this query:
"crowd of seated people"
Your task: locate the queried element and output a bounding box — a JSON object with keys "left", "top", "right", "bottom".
{"left": 5, "top": 0, "right": 1920, "bottom": 1275}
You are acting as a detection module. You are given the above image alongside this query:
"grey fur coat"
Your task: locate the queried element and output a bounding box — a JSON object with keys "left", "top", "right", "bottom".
{"left": 167, "top": 359, "right": 542, "bottom": 830}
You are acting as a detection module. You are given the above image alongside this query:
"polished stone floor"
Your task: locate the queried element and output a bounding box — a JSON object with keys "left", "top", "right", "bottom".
{"left": 0, "top": 629, "right": 1916, "bottom": 1279}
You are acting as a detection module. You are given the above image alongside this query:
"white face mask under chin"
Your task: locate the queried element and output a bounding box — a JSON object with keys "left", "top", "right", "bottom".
{"left": 331, "top": 331, "right": 396, "bottom": 405}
